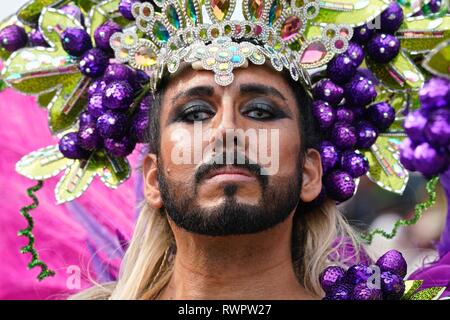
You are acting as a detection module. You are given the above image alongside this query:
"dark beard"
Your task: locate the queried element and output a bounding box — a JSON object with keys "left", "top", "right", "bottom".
{"left": 157, "top": 156, "right": 303, "bottom": 236}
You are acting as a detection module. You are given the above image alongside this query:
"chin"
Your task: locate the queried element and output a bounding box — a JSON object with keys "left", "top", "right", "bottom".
{"left": 195, "top": 184, "right": 262, "bottom": 207}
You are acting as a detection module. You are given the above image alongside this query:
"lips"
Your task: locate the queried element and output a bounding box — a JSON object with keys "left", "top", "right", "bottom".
{"left": 205, "top": 166, "right": 256, "bottom": 182}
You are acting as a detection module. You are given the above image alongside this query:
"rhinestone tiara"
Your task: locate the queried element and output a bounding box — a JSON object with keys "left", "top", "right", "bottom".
{"left": 110, "top": 0, "right": 353, "bottom": 88}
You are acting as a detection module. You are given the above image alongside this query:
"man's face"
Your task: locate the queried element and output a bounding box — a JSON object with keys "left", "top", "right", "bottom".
{"left": 150, "top": 64, "right": 313, "bottom": 236}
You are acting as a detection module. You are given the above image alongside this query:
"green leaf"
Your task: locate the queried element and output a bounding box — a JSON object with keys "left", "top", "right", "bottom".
{"left": 55, "top": 148, "right": 132, "bottom": 203}
{"left": 361, "top": 136, "right": 409, "bottom": 195}
{"left": 1, "top": 48, "right": 78, "bottom": 94}
{"left": 37, "top": 90, "right": 57, "bottom": 108}
{"left": 95, "top": 150, "right": 131, "bottom": 188}
{"left": 1, "top": 7, "right": 91, "bottom": 133}
{"left": 422, "top": 39, "right": 450, "bottom": 78}
{"left": 314, "top": 0, "right": 389, "bottom": 26}
{"left": 55, "top": 157, "right": 97, "bottom": 204}
{"left": 401, "top": 280, "right": 424, "bottom": 300}
{"left": 87, "top": 0, "right": 120, "bottom": 39}
{"left": 367, "top": 51, "right": 425, "bottom": 91}
{"left": 39, "top": 7, "right": 83, "bottom": 51}
{"left": 2, "top": 6, "right": 83, "bottom": 94}
{"left": 397, "top": 16, "right": 450, "bottom": 54}
{"left": 75, "top": 0, "right": 98, "bottom": 14}
{"left": 407, "top": 91, "right": 422, "bottom": 111}
{"left": 410, "top": 286, "right": 446, "bottom": 300}
{"left": 17, "top": 0, "right": 58, "bottom": 26}
{"left": 47, "top": 74, "right": 90, "bottom": 133}
{"left": 15, "top": 145, "right": 73, "bottom": 180}
{"left": 0, "top": 46, "right": 11, "bottom": 61}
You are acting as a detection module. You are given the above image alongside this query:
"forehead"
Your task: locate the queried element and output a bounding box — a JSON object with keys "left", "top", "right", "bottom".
{"left": 162, "top": 63, "right": 298, "bottom": 102}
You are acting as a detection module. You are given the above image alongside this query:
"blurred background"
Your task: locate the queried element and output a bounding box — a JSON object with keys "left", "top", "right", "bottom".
{"left": 341, "top": 175, "right": 446, "bottom": 272}
{"left": 1, "top": 1, "right": 29, "bottom": 19}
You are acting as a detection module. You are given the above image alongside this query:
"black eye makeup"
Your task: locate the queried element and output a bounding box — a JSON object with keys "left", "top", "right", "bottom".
{"left": 241, "top": 98, "right": 287, "bottom": 121}
{"left": 169, "top": 96, "right": 289, "bottom": 125}
{"left": 173, "top": 100, "right": 216, "bottom": 123}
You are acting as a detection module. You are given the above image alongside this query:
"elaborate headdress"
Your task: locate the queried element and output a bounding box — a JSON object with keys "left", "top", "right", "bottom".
{"left": 0, "top": 0, "right": 449, "bottom": 299}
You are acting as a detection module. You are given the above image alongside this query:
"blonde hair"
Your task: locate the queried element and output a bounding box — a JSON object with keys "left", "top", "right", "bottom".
{"left": 71, "top": 198, "right": 368, "bottom": 300}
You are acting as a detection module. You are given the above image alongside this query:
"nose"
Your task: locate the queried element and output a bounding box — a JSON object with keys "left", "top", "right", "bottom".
{"left": 209, "top": 98, "right": 241, "bottom": 156}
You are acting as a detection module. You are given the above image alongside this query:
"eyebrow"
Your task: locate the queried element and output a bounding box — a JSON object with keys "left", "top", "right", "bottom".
{"left": 171, "top": 85, "right": 214, "bottom": 104}
{"left": 239, "top": 83, "right": 287, "bottom": 101}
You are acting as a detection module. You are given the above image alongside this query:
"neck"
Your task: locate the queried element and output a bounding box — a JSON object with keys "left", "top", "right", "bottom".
{"left": 157, "top": 215, "right": 316, "bottom": 300}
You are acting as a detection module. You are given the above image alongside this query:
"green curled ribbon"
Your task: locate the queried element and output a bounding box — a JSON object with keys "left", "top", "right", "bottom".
{"left": 361, "top": 176, "right": 440, "bottom": 244}
{"left": 18, "top": 180, "right": 55, "bottom": 281}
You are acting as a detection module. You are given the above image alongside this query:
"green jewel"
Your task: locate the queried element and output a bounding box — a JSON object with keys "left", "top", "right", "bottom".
{"left": 166, "top": 4, "right": 181, "bottom": 29}
{"left": 186, "top": 0, "right": 198, "bottom": 24}
{"left": 268, "top": 0, "right": 282, "bottom": 26}
{"left": 153, "top": 20, "right": 170, "bottom": 42}
{"left": 199, "top": 28, "right": 208, "bottom": 40}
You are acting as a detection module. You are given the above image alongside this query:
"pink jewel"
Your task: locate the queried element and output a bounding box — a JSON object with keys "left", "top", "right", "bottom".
{"left": 254, "top": 25, "right": 263, "bottom": 36}
{"left": 281, "top": 16, "right": 302, "bottom": 41}
{"left": 300, "top": 42, "right": 327, "bottom": 64}
{"left": 334, "top": 39, "right": 344, "bottom": 50}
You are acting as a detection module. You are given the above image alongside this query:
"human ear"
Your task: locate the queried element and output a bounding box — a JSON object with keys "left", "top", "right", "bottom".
{"left": 299, "top": 148, "right": 323, "bottom": 202}
{"left": 143, "top": 153, "right": 163, "bottom": 208}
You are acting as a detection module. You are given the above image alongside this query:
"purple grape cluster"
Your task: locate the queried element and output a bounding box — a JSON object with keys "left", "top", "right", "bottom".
{"left": 313, "top": 73, "right": 383, "bottom": 202}
{"left": 399, "top": 77, "right": 450, "bottom": 176}
{"left": 315, "top": 66, "right": 393, "bottom": 202}
{"left": 59, "top": 63, "right": 151, "bottom": 159}
{"left": 60, "top": 19, "right": 123, "bottom": 78}
{"left": 56, "top": 12, "right": 151, "bottom": 160}
{"left": 311, "top": 4, "right": 404, "bottom": 203}
{"left": 0, "top": 24, "right": 50, "bottom": 53}
{"left": 0, "top": 4, "right": 89, "bottom": 53}
{"left": 320, "top": 250, "right": 407, "bottom": 300}
{"left": 353, "top": 2, "right": 403, "bottom": 64}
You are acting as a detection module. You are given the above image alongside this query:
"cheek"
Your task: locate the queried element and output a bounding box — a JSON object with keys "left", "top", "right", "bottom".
{"left": 159, "top": 124, "right": 197, "bottom": 183}
{"left": 159, "top": 123, "right": 215, "bottom": 182}
{"left": 280, "top": 129, "right": 301, "bottom": 175}
{"left": 257, "top": 121, "right": 301, "bottom": 178}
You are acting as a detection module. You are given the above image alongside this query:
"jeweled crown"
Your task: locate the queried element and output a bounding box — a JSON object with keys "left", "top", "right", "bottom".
{"left": 110, "top": 0, "right": 353, "bottom": 87}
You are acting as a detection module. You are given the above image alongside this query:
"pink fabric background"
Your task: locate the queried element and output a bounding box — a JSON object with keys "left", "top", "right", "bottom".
{"left": 0, "top": 89, "right": 139, "bottom": 299}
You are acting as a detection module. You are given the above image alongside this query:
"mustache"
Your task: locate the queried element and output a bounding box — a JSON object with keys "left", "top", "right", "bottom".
{"left": 194, "top": 152, "right": 268, "bottom": 187}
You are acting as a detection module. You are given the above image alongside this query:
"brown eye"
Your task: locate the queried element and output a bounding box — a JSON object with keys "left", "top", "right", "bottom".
{"left": 177, "top": 101, "right": 215, "bottom": 123}
{"left": 246, "top": 109, "right": 273, "bottom": 119}
{"left": 184, "top": 110, "right": 213, "bottom": 122}
{"left": 242, "top": 101, "right": 280, "bottom": 120}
